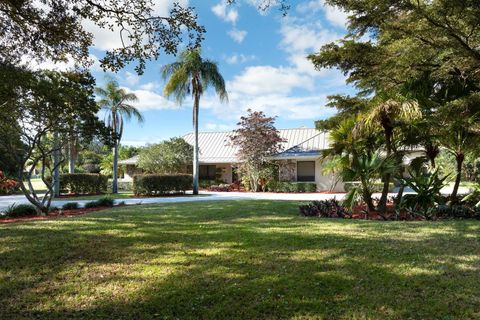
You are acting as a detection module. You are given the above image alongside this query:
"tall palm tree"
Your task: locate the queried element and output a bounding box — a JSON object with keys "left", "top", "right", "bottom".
{"left": 161, "top": 48, "right": 228, "bottom": 194}
{"left": 96, "top": 78, "right": 143, "bottom": 193}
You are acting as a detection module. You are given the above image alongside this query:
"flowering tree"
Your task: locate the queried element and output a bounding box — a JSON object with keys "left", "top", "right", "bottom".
{"left": 230, "top": 109, "right": 284, "bottom": 192}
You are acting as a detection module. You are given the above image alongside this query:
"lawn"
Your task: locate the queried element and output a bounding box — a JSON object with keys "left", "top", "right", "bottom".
{"left": 0, "top": 200, "right": 479, "bottom": 319}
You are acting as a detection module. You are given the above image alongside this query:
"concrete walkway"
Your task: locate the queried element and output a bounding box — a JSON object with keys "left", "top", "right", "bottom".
{"left": 0, "top": 185, "right": 472, "bottom": 213}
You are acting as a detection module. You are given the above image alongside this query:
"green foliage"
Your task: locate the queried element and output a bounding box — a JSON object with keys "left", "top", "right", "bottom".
{"left": 1, "top": 1, "right": 204, "bottom": 74}
{"left": 95, "top": 196, "right": 115, "bottom": 207}
{"left": 133, "top": 174, "right": 192, "bottom": 196}
{"left": 60, "top": 174, "right": 108, "bottom": 195}
{"left": 230, "top": 109, "right": 284, "bottom": 192}
{"left": 62, "top": 202, "right": 79, "bottom": 210}
{"left": 266, "top": 181, "right": 317, "bottom": 193}
{"left": 84, "top": 201, "right": 100, "bottom": 209}
{"left": 399, "top": 169, "right": 449, "bottom": 219}
{"left": 3, "top": 203, "right": 37, "bottom": 217}
{"left": 138, "top": 137, "right": 193, "bottom": 174}
{"left": 461, "top": 184, "right": 480, "bottom": 208}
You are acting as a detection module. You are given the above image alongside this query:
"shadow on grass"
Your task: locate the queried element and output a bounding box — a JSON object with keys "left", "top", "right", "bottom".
{"left": 0, "top": 200, "right": 479, "bottom": 319}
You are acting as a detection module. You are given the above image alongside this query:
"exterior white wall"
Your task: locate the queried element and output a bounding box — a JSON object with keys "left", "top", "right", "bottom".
{"left": 315, "top": 158, "right": 344, "bottom": 192}
{"left": 215, "top": 164, "right": 232, "bottom": 183}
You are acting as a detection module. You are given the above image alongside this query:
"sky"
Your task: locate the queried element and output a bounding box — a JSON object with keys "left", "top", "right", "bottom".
{"left": 46, "top": 0, "right": 356, "bottom": 146}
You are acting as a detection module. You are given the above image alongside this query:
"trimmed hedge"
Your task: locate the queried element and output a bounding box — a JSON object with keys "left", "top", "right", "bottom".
{"left": 4, "top": 203, "right": 37, "bottom": 217}
{"left": 133, "top": 174, "right": 192, "bottom": 196}
{"left": 343, "top": 181, "right": 395, "bottom": 193}
{"left": 60, "top": 173, "right": 108, "bottom": 194}
{"left": 266, "top": 181, "right": 317, "bottom": 193}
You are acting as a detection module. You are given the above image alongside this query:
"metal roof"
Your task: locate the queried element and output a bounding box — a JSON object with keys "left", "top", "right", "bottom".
{"left": 118, "top": 155, "right": 139, "bottom": 165}
{"left": 183, "top": 128, "right": 329, "bottom": 163}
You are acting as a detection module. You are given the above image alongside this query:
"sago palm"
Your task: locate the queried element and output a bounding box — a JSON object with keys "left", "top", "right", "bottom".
{"left": 96, "top": 78, "right": 143, "bottom": 193}
{"left": 161, "top": 48, "right": 228, "bottom": 194}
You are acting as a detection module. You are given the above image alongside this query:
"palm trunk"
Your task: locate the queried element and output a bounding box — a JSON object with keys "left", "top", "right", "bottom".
{"left": 52, "top": 131, "right": 60, "bottom": 197}
{"left": 192, "top": 93, "right": 200, "bottom": 195}
{"left": 378, "top": 128, "right": 393, "bottom": 214}
{"left": 112, "top": 142, "right": 119, "bottom": 194}
{"left": 450, "top": 152, "right": 464, "bottom": 200}
{"left": 112, "top": 111, "right": 119, "bottom": 194}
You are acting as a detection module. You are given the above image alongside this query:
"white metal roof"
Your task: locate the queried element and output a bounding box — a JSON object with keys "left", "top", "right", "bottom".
{"left": 183, "top": 128, "right": 330, "bottom": 163}
{"left": 118, "top": 155, "right": 139, "bottom": 165}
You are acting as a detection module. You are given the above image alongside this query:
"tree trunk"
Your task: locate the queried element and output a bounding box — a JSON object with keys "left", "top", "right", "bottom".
{"left": 68, "top": 138, "right": 76, "bottom": 174}
{"left": 192, "top": 93, "right": 200, "bottom": 195}
{"left": 450, "top": 152, "right": 464, "bottom": 200}
{"left": 52, "top": 131, "right": 60, "bottom": 197}
{"left": 112, "top": 110, "right": 119, "bottom": 194}
{"left": 112, "top": 142, "right": 119, "bottom": 194}
{"left": 378, "top": 128, "right": 393, "bottom": 214}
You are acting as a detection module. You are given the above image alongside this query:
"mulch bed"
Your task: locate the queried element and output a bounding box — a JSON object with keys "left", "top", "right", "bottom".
{"left": 0, "top": 206, "right": 113, "bottom": 224}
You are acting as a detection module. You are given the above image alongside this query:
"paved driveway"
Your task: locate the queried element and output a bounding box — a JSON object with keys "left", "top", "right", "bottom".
{"left": 0, "top": 191, "right": 348, "bottom": 212}
{"left": 0, "top": 185, "right": 471, "bottom": 213}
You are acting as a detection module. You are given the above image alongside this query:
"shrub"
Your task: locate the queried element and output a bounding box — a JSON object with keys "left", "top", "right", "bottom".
{"left": 117, "top": 181, "right": 133, "bottom": 191}
{"left": 266, "top": 181, "right": 317, "bottom": 193}
{"left": 208, "top": 184, "right": 232, "bottom": 192}
{"left": 4, "top": 203, "right": 37, "bottom": 217}
{"left": 436, "top": 204, "right": 480, "bottom": 219}
{"left": 84, "top": 201, "right": 99, "bottom": 209}
{"left": 62, "top": 202, "right": 79, "bottom": 210}
{"left": 0, "top": 171, "right": 18, "bottom": 195}
{"left": 299, "top": 199, "right": 351, "bottom": 218}
{"left": 95, "top": 196, "right": 115, "bottom": 207}
{"left": 344, "top": 181, "right": 394, "bottom": 193}
{"left": 60, "top": 173, "right": 108, "bottom": 194}
{"left": 133, "top": 174, "right": 192, "bottom": 196}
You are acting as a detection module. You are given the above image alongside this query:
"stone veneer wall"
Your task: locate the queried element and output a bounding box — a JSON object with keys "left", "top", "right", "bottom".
{"left": 277, "top": 160, "right": 297, "bottom": 182}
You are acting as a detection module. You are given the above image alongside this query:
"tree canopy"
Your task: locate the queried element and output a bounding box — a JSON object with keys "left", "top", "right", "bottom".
{"left": 137, "top": 137, "right": 193, "bottom": 174}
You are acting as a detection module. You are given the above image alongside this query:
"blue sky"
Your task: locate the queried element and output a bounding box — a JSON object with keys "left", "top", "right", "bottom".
{"left": 84, "top": 1, "right": 356, "bottom": 146}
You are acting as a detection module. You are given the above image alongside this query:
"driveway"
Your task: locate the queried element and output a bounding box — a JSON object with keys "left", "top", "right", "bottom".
{"left": 0, "top": 191, "right": 348, "bottom": 212}
{"left": 0, "top": 185, "right": 471, "bottom": 213}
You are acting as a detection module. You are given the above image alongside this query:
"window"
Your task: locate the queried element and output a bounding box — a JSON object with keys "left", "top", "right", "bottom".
{"left": 297, "top": 161, "right": 315, "bottom": 182}
{"left": 199, "top": 165, "right": 216, "bottom": 180}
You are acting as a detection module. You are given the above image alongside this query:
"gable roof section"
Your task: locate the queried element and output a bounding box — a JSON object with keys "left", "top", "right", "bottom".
{"left": 183, "top": 128, "right": 329, "bottom": 163}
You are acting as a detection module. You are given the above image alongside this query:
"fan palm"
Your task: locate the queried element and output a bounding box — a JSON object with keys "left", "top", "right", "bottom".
{"left": 364, "top": 96, "right": 421, "bottom": 213}
{"left": 161, "top": 48, "right": 228, "bottom": 194}
{"left": 96, "top": 79, "right": 143, "bottom": 193}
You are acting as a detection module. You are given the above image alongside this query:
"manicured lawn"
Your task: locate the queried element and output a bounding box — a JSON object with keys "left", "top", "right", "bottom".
{"left": 0, "top": 200, "right": 479, "bottom": 319}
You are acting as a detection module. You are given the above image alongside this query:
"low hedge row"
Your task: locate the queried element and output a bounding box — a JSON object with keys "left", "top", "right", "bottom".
{"left": 60, "top": 173, "right": 108, "bottom": 194}
{"left": 266, "top": 181, "right": 317, "bottom": 193}
{"left": 133, "top": 174, "right": 192, "bottom": 196}
{"left": 343, "top": 181, "right": 395, "bottom": 193}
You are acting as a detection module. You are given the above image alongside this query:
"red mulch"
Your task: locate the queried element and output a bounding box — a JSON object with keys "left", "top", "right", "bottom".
{"left": 0, "top": 206, "right": 113, "bottom": 224}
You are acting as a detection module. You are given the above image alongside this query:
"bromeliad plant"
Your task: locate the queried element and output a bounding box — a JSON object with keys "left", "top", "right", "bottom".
{"left": 399, "top": 169, "right": 448, "bottom": 220}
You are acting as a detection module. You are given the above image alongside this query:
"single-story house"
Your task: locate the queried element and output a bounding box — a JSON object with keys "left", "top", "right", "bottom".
{"left": 119, "top": 127, "right": 344, "bottom": 192}
{"left": 119, "top": 127, "right": 424, "bottom": 192}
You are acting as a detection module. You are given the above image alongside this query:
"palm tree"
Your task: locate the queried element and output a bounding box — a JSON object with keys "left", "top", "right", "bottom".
{"left": 96, "top": 78, "right": 143, "bottom": 193}
{"left": 161, "top": 48, "right": 228, "bottom": 194}
{"left": 364, "top": 97, "right": 421, "bottom": 213}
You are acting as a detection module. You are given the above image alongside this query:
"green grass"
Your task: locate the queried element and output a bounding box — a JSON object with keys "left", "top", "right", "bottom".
{"left": 0, "top": 200, "right": 479, "bottom": 319}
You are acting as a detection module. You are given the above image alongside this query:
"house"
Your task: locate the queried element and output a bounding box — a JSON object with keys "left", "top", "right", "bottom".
{"left": 120, "top": 127, "right": 344, "bottom": 192}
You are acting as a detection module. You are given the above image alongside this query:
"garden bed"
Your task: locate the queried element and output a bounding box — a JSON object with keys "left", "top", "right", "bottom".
{"left": 0, "top": 206, "right": 114, "bottom": 224}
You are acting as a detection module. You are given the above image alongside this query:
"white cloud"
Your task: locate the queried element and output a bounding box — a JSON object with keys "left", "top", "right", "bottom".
{"left": 21, "top": 53, "right": 102, "bottom": 72}
{"left": 139, "top": 81, "right": 161, "bottom": 91}
{"left": 228, "top": 65, "right": 313, "bottom": 96}
{"left": 125, "top": 71, "right": 140, "bottom": 86}
{"left": 212, "top": 1, "right": 239, "bottom": 24}
{"left": 297, "top": 0, "right": 348, "bottom": 28}
{"left": 228, "top": 28, "right": 247, "bottom": 43}
{"left": 121, "top": 87, "right": 178, "bottom": 111}
{"left": 204, "top": 123, "right": 233, "bottom": 131}
{"left": 226, "top": 53, "right": 256, "bottom": 64}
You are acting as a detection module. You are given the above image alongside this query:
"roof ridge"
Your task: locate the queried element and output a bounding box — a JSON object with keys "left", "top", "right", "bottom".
{"left": 281, "top": 132, "right": 324, "bottom": 153}
{"left": 182, "top": 127, "right": 319, "bottom": 136}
